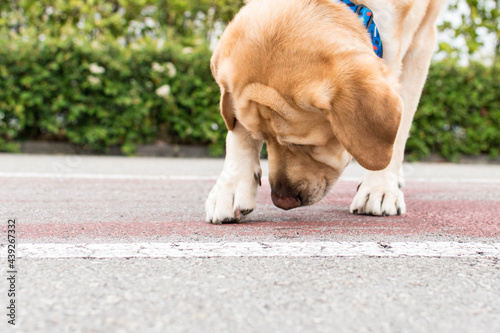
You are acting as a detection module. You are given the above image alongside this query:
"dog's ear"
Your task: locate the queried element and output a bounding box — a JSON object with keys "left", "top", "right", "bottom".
{"left": 220, "top": 88, "right": 236, "bottom": 131}
{"left": 211, "top": 50, "right": 236, "bottom": 131}
{"left": 314, "top": 57, "right": 402, "bottom": 171}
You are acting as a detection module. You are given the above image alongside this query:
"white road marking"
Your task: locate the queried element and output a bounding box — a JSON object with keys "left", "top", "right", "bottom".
{"left": 340, "top": 177, "right": 500, "bottom": 183}
{"left": 0, "top": 172, "right": 218, "bottom": 181}
{"left": 3, "top": 242, "right": 499, "bottom": 259}
{"left": 1, "top": 172, "right": 500, "bottom": 184}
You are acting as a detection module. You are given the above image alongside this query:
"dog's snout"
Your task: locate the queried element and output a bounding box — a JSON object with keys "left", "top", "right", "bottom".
{"left": 271, "top": 186, "right": 302, "bottom": 210}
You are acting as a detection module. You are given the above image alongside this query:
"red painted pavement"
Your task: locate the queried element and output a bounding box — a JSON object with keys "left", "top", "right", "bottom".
{"left": 2, "top": 177, "right": 499, "bottom": 242}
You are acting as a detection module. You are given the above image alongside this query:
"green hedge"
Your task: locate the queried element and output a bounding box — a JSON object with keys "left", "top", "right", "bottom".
{"left": 407, "top": 61, "right": 500, "bottom": 161}
{"left": 0, "top": 0, "right": 242, "bottom": 156}
{"left": 0, "top": 37, "right": 226, "bottom": 155}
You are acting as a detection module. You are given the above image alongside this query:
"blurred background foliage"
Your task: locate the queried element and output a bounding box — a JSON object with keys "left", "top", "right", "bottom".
{"left": 408, "top": 0, "right": 500, "bottom": 161}
{"left": 0, "top": 0, "right": 499, "bottom": 161}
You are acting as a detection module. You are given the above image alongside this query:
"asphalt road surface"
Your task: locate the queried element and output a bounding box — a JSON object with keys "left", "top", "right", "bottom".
{"left": 0, "top": 154, "right": 499, "bottom": 332}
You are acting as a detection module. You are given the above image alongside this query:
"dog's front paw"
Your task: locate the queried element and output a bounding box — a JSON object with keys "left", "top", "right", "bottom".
{"left": 349, "top": 171, "right": 406, "bottom": 216}
{"left": 205, "top": 167, "right": 262, "bottom": 224}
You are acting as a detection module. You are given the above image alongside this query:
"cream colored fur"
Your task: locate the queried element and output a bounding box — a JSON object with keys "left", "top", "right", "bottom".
{"left": 206, "top": 0, "right": 447, "bottom": 223}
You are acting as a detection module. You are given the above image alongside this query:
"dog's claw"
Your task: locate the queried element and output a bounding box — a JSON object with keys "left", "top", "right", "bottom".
{"left": 254, "top": 172, "right": 262, "bottom": 186}
{"left": 241, "top": 209, "right": 253, "bottom": 216}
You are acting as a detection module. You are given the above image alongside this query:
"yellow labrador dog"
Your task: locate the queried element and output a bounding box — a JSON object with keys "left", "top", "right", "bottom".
{"left": 206, "top": 0, "right": 446, "bottom": 223}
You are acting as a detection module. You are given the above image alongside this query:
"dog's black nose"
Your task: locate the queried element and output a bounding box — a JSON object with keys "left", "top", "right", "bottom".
{"left": 271, "top": 189, "right": 301, "bottom": 210}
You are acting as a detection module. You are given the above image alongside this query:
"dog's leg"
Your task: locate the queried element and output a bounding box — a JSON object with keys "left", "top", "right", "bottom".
{"left": 350, "top": 11, "right": 441, "bottom": 216}
{"left": 206, "top": 122, "right": 263, "bottom": 224}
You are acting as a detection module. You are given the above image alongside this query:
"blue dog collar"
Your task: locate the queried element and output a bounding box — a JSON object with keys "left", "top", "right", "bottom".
{"left": 336, "top": 0, "right": 383, "bottom": 58}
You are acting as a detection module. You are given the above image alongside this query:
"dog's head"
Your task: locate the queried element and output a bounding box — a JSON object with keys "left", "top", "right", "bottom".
{"left": 211, "top": 0, "right": 402, "bottom": 210}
